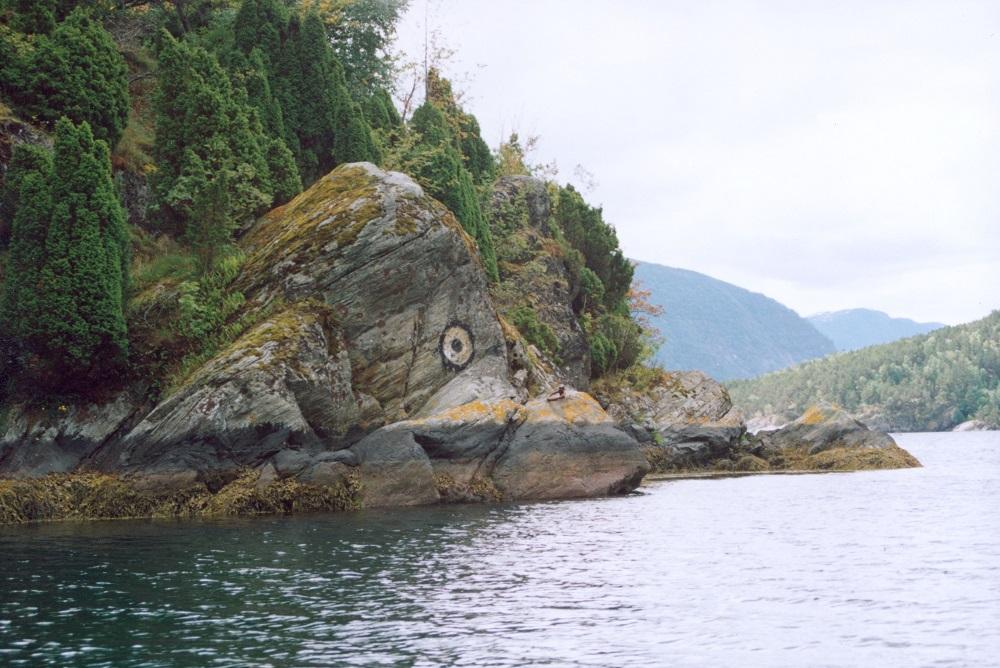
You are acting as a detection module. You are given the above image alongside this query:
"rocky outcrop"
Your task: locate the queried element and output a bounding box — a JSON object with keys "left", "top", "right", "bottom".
{"left": 0, "top": 164, "right": 649, "bottom": 522}
{"left": 756, "top": 403, "right": 921, "bottom": 470}
{"left": 597, "top": 370, "right": 748, "bottom": 470}
{"left": 489, "top": 176, "right": 591, "bottom": 389}
{"left": 952, "top": 420, "right": 994, "bottom": 432}
{"left": 355, "top": 392, "right": 647, "bottom": 507}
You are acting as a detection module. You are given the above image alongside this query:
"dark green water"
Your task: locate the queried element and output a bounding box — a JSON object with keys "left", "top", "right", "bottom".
{"left": 1, "top": 432, "right": 999, "bottom": 667}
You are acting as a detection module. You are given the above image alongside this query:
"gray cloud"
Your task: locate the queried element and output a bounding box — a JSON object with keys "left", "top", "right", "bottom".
{"left": 396, "top": 0, "right": 1000, "bottom": 324}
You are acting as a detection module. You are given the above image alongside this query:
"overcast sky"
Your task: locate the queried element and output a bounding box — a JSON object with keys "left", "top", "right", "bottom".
{"left": 395, "top": 1, "right": 999, "bottom": 325}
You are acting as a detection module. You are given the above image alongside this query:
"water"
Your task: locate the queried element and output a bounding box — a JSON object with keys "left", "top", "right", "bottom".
{"left": 1, "top": 432, "right": 998, "bottom": 667}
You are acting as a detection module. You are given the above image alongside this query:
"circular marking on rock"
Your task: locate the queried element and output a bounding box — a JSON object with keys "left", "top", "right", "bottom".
{"left": 439, "top": 323, "right": 475, "bottom": 371}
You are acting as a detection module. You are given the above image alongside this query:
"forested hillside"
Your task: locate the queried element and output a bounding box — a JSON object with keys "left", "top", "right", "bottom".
{"left": 728, "top": 311, "right": 1000, "bottom": 431}
{"left": 634, "top": 262, "right": 835, "bottom": 380}
{"left": 0, "top": 0, "right": 644, "bottom": 407}
{"left": 808, "top": 308, "right": 945, "bottom": 352}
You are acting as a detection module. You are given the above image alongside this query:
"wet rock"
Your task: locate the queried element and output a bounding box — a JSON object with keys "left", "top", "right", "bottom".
{"left": 0, "top": 394, "right": 141, "bottom": 478}
{"left": 347, "top": 392, "right": 648, "bottom": 505}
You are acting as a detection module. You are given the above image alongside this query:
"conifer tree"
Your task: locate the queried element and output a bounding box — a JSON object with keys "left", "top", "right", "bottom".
{"left": 19, "top": 8, "right": 129, "bottom": 147}
{"left": 0, "top": 151, "right": 53, "bottom": 352}
{"left": 2, "top": 119, "right": 129, "bottom": 390}
{"left": 151, "top": 31, "right": 273, "bottom": 240}
{"left": 409, "top": 102, "right": 498, "bottom": 282}
{"left": 1, "top": 144, "right": 52, "bottom": 247}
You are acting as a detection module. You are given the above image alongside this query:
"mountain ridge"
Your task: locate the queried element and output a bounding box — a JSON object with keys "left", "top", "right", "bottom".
{"left": 633, "top": 261, "right": 835, "bottom": 381}
{"left": 807, "top": 308, "right": 945, "bottom": 351}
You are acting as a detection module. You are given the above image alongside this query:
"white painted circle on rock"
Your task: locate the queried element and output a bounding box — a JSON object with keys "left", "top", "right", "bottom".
{"left": 440, "top": 325, "right": 474, "bottom": 370}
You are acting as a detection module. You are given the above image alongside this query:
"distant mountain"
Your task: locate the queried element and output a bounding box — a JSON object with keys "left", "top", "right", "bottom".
{"left": 633, "top": 262, "right": 836, "bottom": 381}
{"left": 808, "top": 309, "right": 945, "bottom": 351}
{"left": 728, "top": 311, "right": 1000, "bottom": 432}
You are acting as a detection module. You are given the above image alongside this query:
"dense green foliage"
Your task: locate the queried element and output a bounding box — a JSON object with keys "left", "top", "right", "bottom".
{"left": 0, "top": 119, "right": 128, "bottom": 392}
{"left": 408, "top": 101, "right": 498, "bottom": 282}
{"left": 554, "top": 185, "right": 632, "bottom": 312}
{"left": 149, "top": 31, "right": 276, "bottom": 258}
{"left": 2, "top": 7, "right": 129, "bottom": 146}
{"left": 633, "top": 262, "right": 836, "bottom": 380}
{"left": 326, "top": 0, "right": 408, "bottom": 101}
{"left": 233, "top": 3, "right": 378, "bottom": 185}
{"left": 728, "top": 311, "right": 1000, "bottom": 430}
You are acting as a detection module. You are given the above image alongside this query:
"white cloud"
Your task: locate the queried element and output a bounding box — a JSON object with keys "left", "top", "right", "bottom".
{"left": 396, "top": 0, "right": 1000, "bottom": 324}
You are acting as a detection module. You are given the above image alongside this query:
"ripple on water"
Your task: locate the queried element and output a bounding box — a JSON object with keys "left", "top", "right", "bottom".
{"left": 0, "top": 432, "right": 999, "bottom": 666}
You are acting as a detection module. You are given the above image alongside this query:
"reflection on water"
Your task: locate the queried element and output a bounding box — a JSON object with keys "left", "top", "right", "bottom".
{"left": 1, "top": 432, "right": 999, "bottom": 667}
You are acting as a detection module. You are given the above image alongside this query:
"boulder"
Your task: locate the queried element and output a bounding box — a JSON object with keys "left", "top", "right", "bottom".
{"left": 94, "top": 303, "right": 362, "bottom": 476}
{"left": 757, "top": 403, "right": 920, "bottom": 470}
{"left": 597, "top": 370, "right": 747, "bottom": 470}
{"left": 952, "top": 420, "right": 994, "bottom": 432}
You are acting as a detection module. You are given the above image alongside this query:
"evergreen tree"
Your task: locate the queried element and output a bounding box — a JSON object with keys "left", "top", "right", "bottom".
{"left": 0, "top": 150, "right": 53, "bottom": 354}
{"left": 2, "top": 119, "right": 129, "bottom": 391}
{"left": 272, "top": 11, "right": 378, "bottom": 184}
{"left": 18, "top": 8, "right": 129, "bottom": 147}
{"left": 151, "top": 31, "right": 273, "bottom": 240}
{"left": 409, "top": 102, "right": 498, "bottom": 282}
{"left": 1, "top": 143, "right": 52, "bottom": 247}
{"left": 232, "top": 0, "right": 287, "bottom": 62}
{"left": 362, "top": 87, "right": 402, "bottom": 131}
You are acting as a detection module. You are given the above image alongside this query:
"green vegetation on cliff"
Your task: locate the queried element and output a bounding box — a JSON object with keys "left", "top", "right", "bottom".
{"left": 728, "top": 311, "right": 1000, "bottom": 431}
{"left": 0, "top": 0, "right": 649, "bottom": 408}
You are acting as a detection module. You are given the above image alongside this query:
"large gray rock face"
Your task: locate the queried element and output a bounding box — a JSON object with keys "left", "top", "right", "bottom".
{"left": 92, "top": 304, "right": 363, "bottom": 476}
{"left": 0, "top": 394, "right": 141, "bottom": 478}
{"left": 237, "top": 163, "right": 510, "bottom": 422}
{"left": 598, "top": 370, "right": 746, "bottom": 469}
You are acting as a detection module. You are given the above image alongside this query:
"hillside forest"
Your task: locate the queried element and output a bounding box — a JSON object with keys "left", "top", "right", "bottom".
{"left": 728, "top": 311, "right": 1000, "bottom": 431}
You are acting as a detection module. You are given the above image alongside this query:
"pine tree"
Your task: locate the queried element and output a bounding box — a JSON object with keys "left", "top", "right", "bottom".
{"left": 19, "top": 8, "right": 129, "bottom": 147}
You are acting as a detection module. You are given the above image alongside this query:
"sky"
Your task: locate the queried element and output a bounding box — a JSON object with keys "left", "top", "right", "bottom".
{"left": 394, "top": 0, "right": 1000, "bottom": 326}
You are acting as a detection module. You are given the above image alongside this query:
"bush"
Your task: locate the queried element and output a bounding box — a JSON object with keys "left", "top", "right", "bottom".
{"left": 509, "top": 305, "right": 559, "bottom": 358}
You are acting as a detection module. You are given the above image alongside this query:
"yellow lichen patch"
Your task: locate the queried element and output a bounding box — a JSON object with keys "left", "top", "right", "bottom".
{"left": 237, "top": 165, "right": 383, "bottom": 287}
{"left": 538, "top": 393, "right": 610, "bottom": 426}
{"left": 800, "top": 405, "right": 834, "bottom": 425}
{"left": 411, "top": 399, "right": 525, "bottom": 427}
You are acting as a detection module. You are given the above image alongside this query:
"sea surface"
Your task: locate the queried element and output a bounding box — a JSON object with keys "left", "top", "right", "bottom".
{"left": 1, "top": 432, "right": 998, "bottom": 667}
